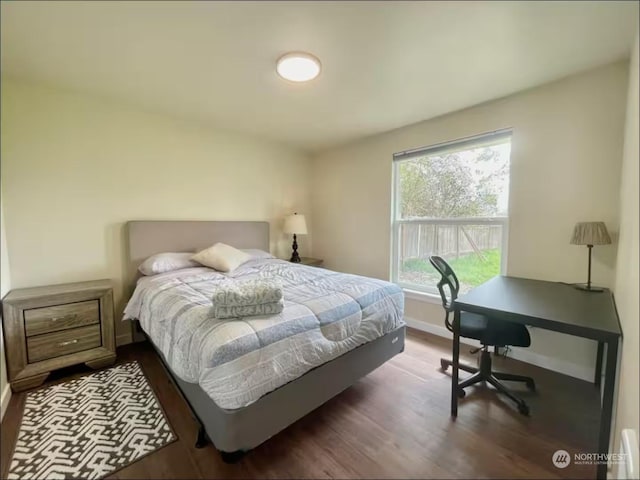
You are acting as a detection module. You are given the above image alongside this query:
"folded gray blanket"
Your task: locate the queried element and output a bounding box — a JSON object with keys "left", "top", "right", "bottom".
{"left": 213, "top": 278, "right": 283, "bottom": 307}
{"left": 214, "top": 299, "right": 284, "bottom": 319}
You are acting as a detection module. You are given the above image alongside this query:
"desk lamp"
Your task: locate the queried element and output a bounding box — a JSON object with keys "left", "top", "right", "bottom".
{"left": 570, "top": 221, "right": 611, "bottom": 292}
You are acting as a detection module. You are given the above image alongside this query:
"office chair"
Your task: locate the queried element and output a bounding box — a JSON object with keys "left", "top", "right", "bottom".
{"left": 429, "top": 255, "right": 535, "bottom": 415}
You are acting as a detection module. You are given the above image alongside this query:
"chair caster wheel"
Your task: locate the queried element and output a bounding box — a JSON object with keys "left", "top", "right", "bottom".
{"left": 526, "top": 380, "right": 536, "bottom": 392}
{"left": 518, "top": 403, "right": 530, "bottom": 416}
{"left": 440, "top": 359, "right": 450, "bottom": 371}
{"left": 457, "top": 388, "right": 466, "bottom": 398}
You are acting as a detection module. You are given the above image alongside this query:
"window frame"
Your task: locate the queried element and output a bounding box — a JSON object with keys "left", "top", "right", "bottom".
{"left": 390, "top": 129, "right": 512, "bottom": 296}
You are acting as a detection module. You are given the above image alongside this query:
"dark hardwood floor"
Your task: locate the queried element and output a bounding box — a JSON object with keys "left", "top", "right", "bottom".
{"left": 1, "top": 328, "right": 600, "bottom": 479}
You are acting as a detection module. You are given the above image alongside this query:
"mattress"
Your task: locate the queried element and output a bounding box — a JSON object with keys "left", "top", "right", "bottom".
{"left": 124, "top": 258, "right": 405, "bottom": 409}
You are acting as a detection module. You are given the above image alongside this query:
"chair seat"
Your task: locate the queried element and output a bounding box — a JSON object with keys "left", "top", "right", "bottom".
{"left": 460, "top": 312, "right": 531, "bottom": 347}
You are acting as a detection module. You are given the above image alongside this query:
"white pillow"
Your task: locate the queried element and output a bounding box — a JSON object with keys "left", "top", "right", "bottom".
{"left": 192, "top": 243, "right": 251, "bottom": 272}
{"left": 241, "top": 249, "right": 275, "bottom": 260}
{"left": 138, "top": 252, "right": 199, "bottom": 276}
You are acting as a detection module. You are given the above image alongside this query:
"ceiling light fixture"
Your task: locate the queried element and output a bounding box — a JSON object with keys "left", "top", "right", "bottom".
{"left": 276, "top": 52, "right": 321, "bottom": 82}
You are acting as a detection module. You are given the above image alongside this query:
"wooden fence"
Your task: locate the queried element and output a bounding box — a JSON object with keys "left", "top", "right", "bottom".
{"left": 400, "top": 223, "right": 503, "bottom": 261}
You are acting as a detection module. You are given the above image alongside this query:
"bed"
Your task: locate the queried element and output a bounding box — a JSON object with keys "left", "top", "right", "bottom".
{"left": 124, "top": 220, "right": 406, "bottom": 461}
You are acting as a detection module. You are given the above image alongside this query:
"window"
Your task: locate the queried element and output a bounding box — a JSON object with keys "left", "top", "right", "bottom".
{"left": 391, "top": 129, "right": 512, "bottom": 295}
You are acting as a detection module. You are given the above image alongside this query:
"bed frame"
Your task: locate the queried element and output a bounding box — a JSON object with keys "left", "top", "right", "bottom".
{"left": 126, "top": 220, "right": 406, "bottom": 462}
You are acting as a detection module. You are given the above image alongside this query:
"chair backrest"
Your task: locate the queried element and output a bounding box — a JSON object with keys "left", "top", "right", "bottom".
{"left": 429, "top": 256, "right": 460, "bottom": 331}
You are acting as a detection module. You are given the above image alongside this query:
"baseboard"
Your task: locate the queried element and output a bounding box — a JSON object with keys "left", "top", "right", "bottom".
{"left": 1, "top": 383, "right": 11, "bottom": 421}
{"left": 505, "top": 344, "right": 593, "bottom": 382}
{"left": 405, "top": 316, "right": 482, "bottom": 348}
{"left": 404, "top": 316, "right": 593, "bottom": 382}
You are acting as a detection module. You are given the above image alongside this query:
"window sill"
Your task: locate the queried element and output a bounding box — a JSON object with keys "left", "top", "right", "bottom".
{"left": 402, "top": 288, "right": 442, "bottom": 305}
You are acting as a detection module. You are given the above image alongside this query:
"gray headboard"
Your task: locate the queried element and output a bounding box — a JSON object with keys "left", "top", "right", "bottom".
{"left": 126, "top": 220, "right": 269, "bottom": 292}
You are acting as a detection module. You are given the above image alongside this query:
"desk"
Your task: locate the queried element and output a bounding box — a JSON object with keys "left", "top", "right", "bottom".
{"left": 452, "top": 276, "right": 621, "bottom": 480}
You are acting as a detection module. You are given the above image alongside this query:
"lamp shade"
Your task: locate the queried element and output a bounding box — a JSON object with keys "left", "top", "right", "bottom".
{"left": 570, "top": 222, "right": 611, "bottom": 246}
{"left": 283, "top": 213, "right": 308, "bottom": 235}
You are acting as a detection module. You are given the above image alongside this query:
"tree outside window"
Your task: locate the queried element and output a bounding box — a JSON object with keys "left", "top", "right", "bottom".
{"left": 392, "top": 135, "right": 511, "bottom": 294}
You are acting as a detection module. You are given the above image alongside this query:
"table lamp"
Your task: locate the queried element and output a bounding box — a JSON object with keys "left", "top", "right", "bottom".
{"left": 283, "top": 213, "right": 307, "bottom": 263}
{"left": 570, "top": 221, "right": 611, "bottom": 292}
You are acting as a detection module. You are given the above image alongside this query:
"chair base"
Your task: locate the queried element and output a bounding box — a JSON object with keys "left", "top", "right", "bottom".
{"left": 441, "top": 350, "right": 535, "bottom": 416}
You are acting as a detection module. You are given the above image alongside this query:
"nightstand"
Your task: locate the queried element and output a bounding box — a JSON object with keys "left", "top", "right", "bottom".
{"left": 298, "top": 257, "right": 324, "bottom": 267}
{"left": 2, "top": 280, "right": 116, "bottom": 392}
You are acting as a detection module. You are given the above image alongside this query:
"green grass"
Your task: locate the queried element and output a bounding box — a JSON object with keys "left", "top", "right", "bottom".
{"left": 402, "top": 249, "right": 501, "bottom": 287}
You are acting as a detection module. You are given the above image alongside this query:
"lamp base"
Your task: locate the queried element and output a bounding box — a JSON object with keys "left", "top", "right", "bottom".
{"left": 290, "top": 251, "right": 301, "bottom": 263}
{"left": 574, "top": 284, "right": 604, "bottom": 293}
{"left": 290, "top": 234, "right": 301, "bottom": 263}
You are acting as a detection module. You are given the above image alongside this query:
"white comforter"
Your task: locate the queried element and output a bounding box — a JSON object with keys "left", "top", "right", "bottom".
{"left": 124, "top": 258, "right": 404, "bottom": 410}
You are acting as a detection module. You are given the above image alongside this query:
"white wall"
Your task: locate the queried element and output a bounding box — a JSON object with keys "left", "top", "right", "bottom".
{"left": 1, "top": 79, "right": 312, "bottom": 345}
{"left": 613, "top": 30, "right": 639, "bottom": 475}
{"left": 0, "top": 198, "right": 9, "bottom": 298}
{"left": 1, "top": 193, "right": 11, "bottom": 420}
{"left": 311, "top": 62, "right": 629, "bottom": 379}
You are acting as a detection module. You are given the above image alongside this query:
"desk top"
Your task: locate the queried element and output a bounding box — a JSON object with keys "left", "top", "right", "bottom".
{"left": 455, "top": 276, "right": 621, "bottom": 341}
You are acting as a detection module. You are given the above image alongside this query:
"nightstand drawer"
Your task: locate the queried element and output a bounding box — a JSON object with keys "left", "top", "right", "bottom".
{"left": 3, "top": 279, "right": 115, "bottom": 391}
{"left": 27, "top": 324, "right": 102, "bottom": 363}
{"left": 24, "top": 300, "right": 100, "bottom": 337}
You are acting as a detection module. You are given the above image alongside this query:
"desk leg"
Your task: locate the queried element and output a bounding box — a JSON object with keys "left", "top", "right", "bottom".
{"left": 594, "top": 341, "right": 604, "bottom": 386}
{"left": 597, "top": 338, "right": 619, "bottom": 480}
{"left": 451, "top": 309, "right": 460, "bottom": 417}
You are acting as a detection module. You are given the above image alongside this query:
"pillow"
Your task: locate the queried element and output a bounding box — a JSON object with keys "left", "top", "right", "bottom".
{"left": 192, "top": 243, "right": 251, "bottom": 272}
{"left": 138, "top": 252, "right": 199, "bottom": 276}
{"left": 241, "top": 249, "right": 275, "bottom": 260}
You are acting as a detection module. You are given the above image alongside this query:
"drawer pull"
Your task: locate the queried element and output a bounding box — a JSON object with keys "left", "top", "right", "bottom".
{"left": 51, "top": 314, "right": 77, "bottom": 323}
{"left": 58, "top": 339, "right": 79, "bottom": 347}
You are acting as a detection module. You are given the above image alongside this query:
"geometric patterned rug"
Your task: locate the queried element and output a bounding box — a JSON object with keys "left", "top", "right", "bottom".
{"left": 8, "top": 362, "right": 176, "bottom": 480}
